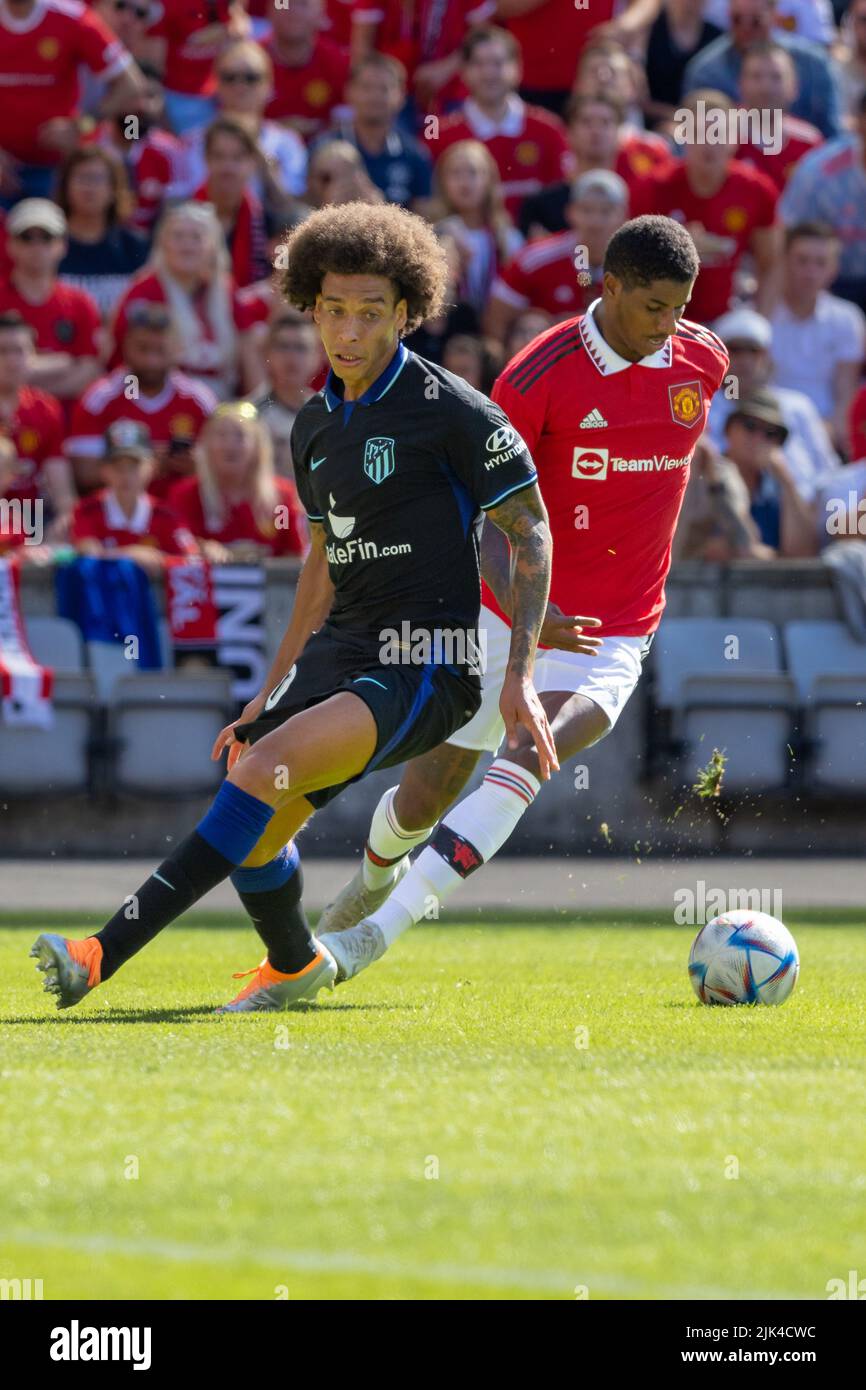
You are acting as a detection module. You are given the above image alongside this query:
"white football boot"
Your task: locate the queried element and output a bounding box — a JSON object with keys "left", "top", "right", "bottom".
{"left": 317, "top": 919, "right": 387, "bottom": 984}
{"left": 315, "top": 855, "right": 411, "bottom": 935}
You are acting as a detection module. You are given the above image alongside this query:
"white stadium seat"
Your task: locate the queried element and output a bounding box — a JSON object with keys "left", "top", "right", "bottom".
{"left": 0, "top": 673, "right": 97, "bottom": 795}
{"left": 108, "top": 670, "right": 234, "bottom": 796}
{"left": 784, "top": 623, "right": 866, "bottom": 792}
{"left": 25, "top": 616, "right": 84, "bottom": 673}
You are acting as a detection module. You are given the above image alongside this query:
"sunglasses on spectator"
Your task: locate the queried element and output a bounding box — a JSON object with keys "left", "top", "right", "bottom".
{"left": 14, "top": 229, "right": 59, "bottom": 243}
{"left": 113, "top": 0, "right": 150, "bottom": 17}
{"left": 219, "top": 70, "right": 265, "bottom": 85}
{"left": 740, "top": 416, "right": 787, "bottom": 443}
{"left": 127, "top": 304, "right": 173, "bottom": 330}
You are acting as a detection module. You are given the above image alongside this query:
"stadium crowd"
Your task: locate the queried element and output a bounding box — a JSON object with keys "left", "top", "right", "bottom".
{"left": 1, "top": 0, "right": 866, "bottom": 570}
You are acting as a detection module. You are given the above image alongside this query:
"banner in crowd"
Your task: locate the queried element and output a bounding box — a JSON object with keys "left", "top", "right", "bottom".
{"left": 165, "top": 560, "right": 268, "bottom": 705}
{"left": 0, "top": 556, "right": 54, "bottom": 728}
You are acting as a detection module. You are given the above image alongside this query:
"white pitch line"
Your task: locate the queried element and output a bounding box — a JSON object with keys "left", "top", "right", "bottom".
{"left": 3, "top": 1229, "right": 798, "bottom": 1300}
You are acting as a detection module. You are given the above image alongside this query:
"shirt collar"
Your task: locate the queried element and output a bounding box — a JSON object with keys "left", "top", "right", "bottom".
{"left": 323, "top": 341, "right": 409, "bottom": 412}
{"left": 104, "top": 491, "right": 152, "bottom": 535}
{"left": 580, "top": 298, "right": 672, "bottom": 375}
{"left": 464, "top": 94, "right": 525, "bottom": 141}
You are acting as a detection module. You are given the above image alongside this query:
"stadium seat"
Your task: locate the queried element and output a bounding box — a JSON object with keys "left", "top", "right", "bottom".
{"left": 85, "top": 640, "right": 140, "bottom": 702}
{"left": 0, "top": 673, "right": 97, "bottom": 796}
{"left": 25, "top": 616, "right": 85, "bottom": 673}
{"left": 653, "top": 618, "right": 794, "bottom": 792}
{"left": 108, "top": 670, "right": 235, "bottom": 796}
{"left": 783, "top": 623, "right": 866, "bottom": 792}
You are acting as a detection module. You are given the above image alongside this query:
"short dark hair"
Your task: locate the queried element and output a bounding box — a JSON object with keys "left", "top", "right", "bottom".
{"left": 784, "top": 220, "right": 839, "bottom": 250}
{"left": 564, "top": 90, "right": 625, "bottom": 126}
{"left": 461, "top": 24, "right": 520, "bottom": 63}
{"left": 204, "top": 114, "right": 259, "bottom": 159}
{"left": 604, "top": 215, "right": 700, "bottom": 289}
{"left": 279, "top": 202, "right": 448, "bottom": 332}
{"left": 269, "top": 309, "right": 316, "bottom": 341}
{"left": 349, "top": 50, "right": 407, "bottom": 87}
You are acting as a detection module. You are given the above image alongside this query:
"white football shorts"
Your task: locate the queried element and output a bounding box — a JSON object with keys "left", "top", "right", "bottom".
{"left": 448, "top": 606, "right": 651, "bottom": 753}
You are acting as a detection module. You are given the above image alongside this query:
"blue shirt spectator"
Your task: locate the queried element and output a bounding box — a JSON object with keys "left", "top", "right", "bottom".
{"left": 779, "top": 115, "right": 866, "bottom": 308}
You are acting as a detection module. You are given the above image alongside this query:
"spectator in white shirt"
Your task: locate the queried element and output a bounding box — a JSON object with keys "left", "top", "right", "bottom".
{"left": 769, "top": 221, "right": 866, "bottom": 451}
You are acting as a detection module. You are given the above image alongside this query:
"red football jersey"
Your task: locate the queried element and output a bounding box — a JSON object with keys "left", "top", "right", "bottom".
{"left": 89, "top": 124, "right": 185, "bottom": 234}
{"left": 736, "top": 114, "right": 823, "bottom": 191}
{"left": 65, "top": 367, "right": 216, "bottom": 461}
{"left": 168, "top": 475, "right": 307, "bottom": 556}
{"left": 507, "top": 0, "right": 614, "bottom": 91}
{"left": 634, "top": 160, "right": 779, "bottom": 324}
{"left": 0, "top": 278, "right": 101, "bottom": 359}
{"left": 0, "top": 385, "right": 65, "bottom": 504}
{"left": 109, "top": 272, "right": 254, "bottom": 386}
{"left": 849, "top": 385, "right": 866, "bottom": 463}
{"left": 351, "top": 0, "right": 494, "bottom": 104}
{"left": 430, "top": 98, "right": 572, "bottom": 216}
{"left": 263, "top": 35, "right": 351, "bottom": 140}
{"left": 488, "top": 306, "right": 729, "bottom": 636}
{"left": 72, "top": 489, "right": 198, "bottom": 555}
{"left": 148, "top": 0, "right": 232, "bottom": 97}
{"left": 0, "top": 0, "right": 131, "bottom": 165}
{"left": 493, "top": 231, "right": 596, "bottom": 319}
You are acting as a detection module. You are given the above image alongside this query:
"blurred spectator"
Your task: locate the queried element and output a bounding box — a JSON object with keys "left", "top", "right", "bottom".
{"left": 0, "top": 0, "right": 144, "bottom": 204}
{"left": 519, "top": 92, "right": 673, "bottom": 239}
{"left": 703, "top": 0, "right": 837, "bottom": 46}
{"left": 849, "top": 381, "right": 866, "bottom": 459}
{"left": 574, "top": 39, "right": 649, "bottom": 130}
{"left": 636, "top": 89, "right": 781, "bottom": 321}
{"left": 71, "top": 419, "right": 198, "bottom": 574}
{"left": 0, "top": 434, "right": 49, "bottom": 558}
{"left": 769, "top": 221, "right": 866, "bottom": 449}
{"left": 88, "top": 63, "right": 187, "bottom": 236}
{"left": 181, "top": 41, "right": 308, "bottom": 211}
{"left": 56, "top": 147, "right": 149, "bottom": 318}
{"left": 245, "top": 312, "right": 321, "bottom": 481}
{"left": 350, "top": 0, "right": 494, "bottom": 117}
{"left": 263, "top": 0, "right": 351, "bottom": 142}
{"left": 485, "top": 169, "right": 628, "bottom": 341}
{"left": 674, "top": 434, "right": 773, "bottom": 559}
{"left": 110, "top": 202, "right": 261, "bottom": 399}
{"left": 683, "top": 0, "right": 843, "bottom": 137}
{"left": 402, "top": 232, "right": 481, "bottom": 359}
{"left": 708, "top": 305, "right": 840, "bottom": 485}
{"left": 168, "top": 401, "right": 306, "bottom": 560}
{"left": 721, "top": 388, "right": 818, "bottom": 554}
{"left": 497, "top": 0, "right": 615, "bottom": 118}
{"left": 426, "top": 27, "right": 571, "bottom": 219}
{"left": 319, "top": 53, "right": 432, "bottom": 209}
{"left": 0, "top": 311, "right": 74, "bottom": 535}
{"left": 193, "top": 116, "right": 271, "bottom": 287}
{"left": 82, "top": 0, "right": 153, "bottom": 118}
{"left": 304, "top": 140, "right": 385, "bottom": 206}
{"left": 779, "top": 89, "right": 866, "bottom": 312}
{"left": 146, "top": 0, "right": 247, "bottom": 135}
{"left": 835, "top": 0, "right": 866, "bottom": 120}
{"left": 441, "top": 332, "right": 502, "bottom": 392}
{"left": 432, "top": 140, "right": 522, "bottom": 313}
{"left": 646, "top": 0, "right": 725, "bottom": 128}
{"left": 735, "top": 41, "right": 823, "bottom": 187}
{"left": 66, "top": 301, "right": 217, "bottom": 496}
{"left": 504, "top": 306, "right": 554, "bottom": 357}
{"left": 0, "top": 200, "right": 102, "bottom": 404}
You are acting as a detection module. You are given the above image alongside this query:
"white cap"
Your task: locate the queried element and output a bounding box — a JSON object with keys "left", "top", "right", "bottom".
{"left": 713, "top": 306, "right": 772, "bottom": 349}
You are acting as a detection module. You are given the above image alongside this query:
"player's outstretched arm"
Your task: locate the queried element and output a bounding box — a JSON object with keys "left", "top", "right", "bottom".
{"left": 485, "top": 484, "right": 558, "bottom": 779}
{"left": 211, "top": 523, "right": 334, "bottom": 764}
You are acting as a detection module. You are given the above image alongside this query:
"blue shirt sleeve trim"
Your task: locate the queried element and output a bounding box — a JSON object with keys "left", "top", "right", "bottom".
{"left": 480, "top": 473, "right": 538, "bottom": 511}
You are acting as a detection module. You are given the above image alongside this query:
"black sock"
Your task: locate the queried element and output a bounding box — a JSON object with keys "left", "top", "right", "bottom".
{"left": 231, "top": 844, "right": 316, "bottom": 974}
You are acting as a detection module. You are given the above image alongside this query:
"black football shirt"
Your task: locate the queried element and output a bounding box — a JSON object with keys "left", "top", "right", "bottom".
{"left": 290, "top": 342, "right": 538, "bottom": 635}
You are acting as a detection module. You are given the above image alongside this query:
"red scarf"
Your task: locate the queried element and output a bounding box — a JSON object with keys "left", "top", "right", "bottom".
{"left": 194, "top": 183, "right": 266, "bottom": 289}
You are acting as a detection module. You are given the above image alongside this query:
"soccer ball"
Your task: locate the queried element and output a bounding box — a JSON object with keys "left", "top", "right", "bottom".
{"left": 688, "top": 910, "right": 799, "bottom": 1006}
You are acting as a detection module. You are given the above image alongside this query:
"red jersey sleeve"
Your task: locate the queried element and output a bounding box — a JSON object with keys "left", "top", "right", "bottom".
{"left": 37, "top": 393, "right": 65, "bottom": 462}
{"left": 76, "top": 7, "right": 132, "bottom": 79}
{"left": 72, "top": 290, "right": 102, "bottom": 357}
{"left": 151, "top": 501, "right": 199, "bottom": 556}
{"left": 71, "top": 496, "right": 103, "bottom": 543}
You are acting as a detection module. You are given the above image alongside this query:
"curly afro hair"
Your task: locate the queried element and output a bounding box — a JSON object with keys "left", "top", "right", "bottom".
{"left": 604, "top": 215, "right": 700, "bottom": 290}
{"left": 278, "top": 202, "right": 449, "bottom": 333}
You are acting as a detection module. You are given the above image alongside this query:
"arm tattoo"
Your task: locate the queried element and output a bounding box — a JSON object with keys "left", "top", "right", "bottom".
{"left": 479, "top": 517, "right": 514, "bottom": 617}
{"left": 486, "top": 484, "right": 552, "bottom": 677}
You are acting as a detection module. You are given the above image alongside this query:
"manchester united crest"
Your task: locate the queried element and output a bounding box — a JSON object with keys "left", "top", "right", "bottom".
{"left": 669, "top": 381, "right": 703, "bottom": 428}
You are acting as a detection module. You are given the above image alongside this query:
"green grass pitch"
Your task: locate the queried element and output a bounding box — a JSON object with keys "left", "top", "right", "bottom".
{"left": 1, "top": 910, "right": 864, "bottom": 1301}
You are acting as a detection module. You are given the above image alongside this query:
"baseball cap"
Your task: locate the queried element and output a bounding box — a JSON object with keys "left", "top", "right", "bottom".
{"left": 713, "top": 306, "right": 772, "bottom": 350}
{"left": 7, "top": 199, "right": 67, "bottom": 238}
{"left": 726, "top": 388, "right": 789, "bottom": 440}
{"left": 570, "top": 169, "right": 629, "bottom": 206}
{"left": 104, "top": 419, "right": 155, "bottom": 460}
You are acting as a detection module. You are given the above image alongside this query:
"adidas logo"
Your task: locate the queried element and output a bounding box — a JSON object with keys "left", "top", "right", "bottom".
{"left": 579, "top": 408, "right": 608, "bottom": 429}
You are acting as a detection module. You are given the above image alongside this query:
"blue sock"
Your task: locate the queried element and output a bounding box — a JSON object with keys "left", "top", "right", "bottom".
{"left": 230, "top": 843, "right": 315, "bottom": 973}
{"left": 197, "top": 781, "right": 275, "bottom": 862}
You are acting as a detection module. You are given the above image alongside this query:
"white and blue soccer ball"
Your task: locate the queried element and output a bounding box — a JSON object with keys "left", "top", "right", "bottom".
{"left": 688, "top": 910, "right": 799, "bottom": 1006}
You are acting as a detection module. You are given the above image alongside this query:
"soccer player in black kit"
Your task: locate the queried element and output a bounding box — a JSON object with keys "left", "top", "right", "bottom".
{"left": 31, "top": 202, "right": 556, "bottom": 1013}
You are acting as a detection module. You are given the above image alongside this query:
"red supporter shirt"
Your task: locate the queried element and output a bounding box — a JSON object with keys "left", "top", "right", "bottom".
{"left": 634, "top": 159, "right": 779, "bottom": 324}
{"left": 351, "top": 0, "right": 494, "bottom": 107}
{"left": 72, "top": 488, "right": 198, "bottom": 555}
{"left": 90, "top": 124, "right": 185, "bottom": 233}
{"left": 148, "top": 0, "right": 232, "bottom": 97}
{"left": 430, "top": 97, "right": 572, "bottom": 217}
{"left": 849, "top": 384, "right": 866, "bottom": 462}
{"left": 0, "top": 278, "right": 100, "bottom": 358}
{"left": 736, "top": 114, "right": 823, "bottom": 191}
{"left": 263, "top": 34, "right": 351, "bottom": 140}
{"left": 488, "top": 305, "right": 729, "bottom": 636}
{"left": 0, "top": 0, "right": 131, "bottom": 166}
{"left": 507, "top": 0, "right": 614, "bottom": 92}
{"left": 65, "top": 366, "right": 216, "bottom": 461}
{"left": 109, "top": 271, "right": 257, "bottom": 385}
{"left": 493, "top": 231, "right": 596, "bottom": 318}
{"left": 0, "top": 384, "right": 65, "bottom": 504}
{"left": 168, "top": 474, "right": 307, "bottom": 556}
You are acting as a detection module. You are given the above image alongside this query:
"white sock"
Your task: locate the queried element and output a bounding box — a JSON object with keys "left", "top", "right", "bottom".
{"left": 370, "top": 759, "right": 541, "bottom": 947}
{"left": 362, "top": 786, "right": 436, "bottom": 890}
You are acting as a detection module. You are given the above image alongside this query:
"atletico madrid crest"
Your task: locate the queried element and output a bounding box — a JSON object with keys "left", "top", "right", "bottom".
{"left": 669, "top": 381, "right": 703, "bottom": 428}
{"left": 363, "top": 436, "right": 396, "bottom": 483}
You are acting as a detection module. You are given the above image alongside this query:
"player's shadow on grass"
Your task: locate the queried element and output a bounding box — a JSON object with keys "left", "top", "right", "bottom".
{"left": 3, "top": 1001, "right": 409, "bottom": 1024}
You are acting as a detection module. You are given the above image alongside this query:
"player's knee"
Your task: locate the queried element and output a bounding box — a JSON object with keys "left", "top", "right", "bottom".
{"left": 227, "top": 747, "right": 281, "bottom": 805}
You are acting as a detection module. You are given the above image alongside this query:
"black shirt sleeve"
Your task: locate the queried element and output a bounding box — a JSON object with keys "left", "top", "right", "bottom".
{"left": 290, "top": 416, "right": 323, "bottom": 522}
{"left": 445, "top": 391, "right": 538, "bottom": 514}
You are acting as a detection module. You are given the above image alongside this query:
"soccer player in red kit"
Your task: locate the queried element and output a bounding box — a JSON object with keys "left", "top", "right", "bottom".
{"left": 315, "top": 215, "right": 731, "bottom": 982}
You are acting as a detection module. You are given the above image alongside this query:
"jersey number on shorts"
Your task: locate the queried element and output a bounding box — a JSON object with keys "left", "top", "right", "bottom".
{"left": 264, "top": 665, "right": 297, "bottom": 711}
